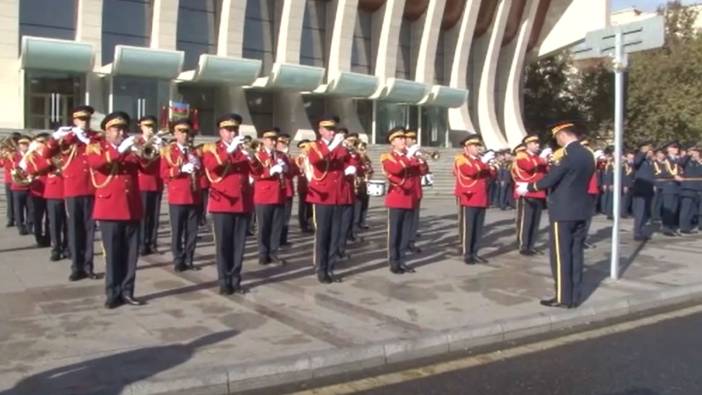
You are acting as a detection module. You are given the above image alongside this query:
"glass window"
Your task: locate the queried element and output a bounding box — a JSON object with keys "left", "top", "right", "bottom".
{"left": 434, "top": 31, "right": 445, "bottom": 84}
{"left": 178, "top": 85, "right": 216, "bottom": 135}
{"left": 102, "top": 0, "right": 152, "bottom": 64}
{"left": 300, "top": 0, "right": 327, "bottom": 67}
{"left": 243, "top": 0, "right": 276, "bottom": 75}
{"left": 246, "top": 90, "right": 275, "bottom": 132}
{"left": 177, "top": 0, "right": 220, "bottom": 70}
{"left": 375, "top": 102, "right": 410, "bottom": 144}
{"left": 351, "top": 10, "right": 372, "bottom": 74}
{"left": 421, "top": 107, "right": 448, "bottom": 147}
{"left": 19, "top": 0, "right": 76, "bottom": 46}
{"left": 395, "top": 20, "right": 411, "bottom": 80}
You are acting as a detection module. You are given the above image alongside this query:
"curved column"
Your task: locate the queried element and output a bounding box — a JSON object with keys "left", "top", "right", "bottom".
{"left": 498, "top": 0, "right": 539, "bottom": 147}
{"left": 474, "top": 0, "right": 512, "bottom": 149}
{"left": 447, "top": 0, "right": 482, "bottom": 136}
{"left": 151, "top": 0, "right": 179, "bottom": 50}
{"left": 372, "top": 0, "right": 406, "bottom": 85}
{"left": 328, "top": 0, "right": 359, "bottom": 74}
{"left": 414, "top": 0, "right": 446, "bottom": 84}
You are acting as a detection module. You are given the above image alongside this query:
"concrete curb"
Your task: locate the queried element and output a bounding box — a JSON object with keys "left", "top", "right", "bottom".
{"left": 127, "top": 283, "right": 702, "bottom": 395}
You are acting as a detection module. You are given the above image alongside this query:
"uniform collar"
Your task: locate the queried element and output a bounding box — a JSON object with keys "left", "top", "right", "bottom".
{"left": 177, "top": 143, "right": 187, "bottom": 152}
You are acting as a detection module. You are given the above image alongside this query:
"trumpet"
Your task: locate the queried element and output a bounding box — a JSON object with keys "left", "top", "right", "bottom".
{"left": 417, "top": 149, "right": 441, "bottom": 160}
{"left": 242, "top": 139, "right": 260, "bottom": 157}
{"left": 132, "top": 130, "right": 169, "bottom": 160}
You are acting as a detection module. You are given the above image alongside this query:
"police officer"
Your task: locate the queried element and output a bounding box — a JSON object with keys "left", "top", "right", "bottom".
{"left": 516, "top": 122, "right": 595, "bottom": 308}
{"left": 631, "top": 141, "right": 656, "bottom": 241}
{"left": 622, "top": 149, "right": 635, "bottom": 217}
{"left": 160, "top": 119, "right": 201, "bottom": 272}
{"left": 381, "top": 128, "right": 427, "bottom": 273}
{"left": 678, "top": 145, "right": 701, "bottom": 234}
{"left": 202, "top": 114, "right": 261, "bottom": 294}
{"left": 656, "top": 141, "right": 684, "bottom": 236}
{"left": 86, "top": 112, "right": 145, "bottom": 308}
{"left": 136, "top": 116, "right": 164, "bottom": 255}
{"left": 253, "top": 129, "right": 287, "bottom": 266}
{"left": 305, "top": 116, "right": 353, "bottom": 283}
{"left": 454, "top": 134, "right": 495, "bottom": 265}
{"left": 512, "top": 135, "right": 549, "bottom": 256}
{"left": 42, "top": 105, "right": 99, "bottom": 281}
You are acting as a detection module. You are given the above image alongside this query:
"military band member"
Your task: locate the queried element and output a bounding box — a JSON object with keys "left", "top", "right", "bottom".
{"left": 580, "top": 138, "right": 601, "bottom": 248}
{"left": 353, "top": 141, "right": 373, "bottom": 234}
{"left": 253, "top": 129, "right": 288, "bottom": 265}
{"left": 454, "top": 134, "right": 495, "bottom": 265}
{"left": 382, "top": 128, "right": 426, "bottom": 274}
{"left": 335, "top": 129, "right": 358, "bottom": 260}
{"left": 516, "top": 122, "right": 595, "bottom": 308}
{"left": 23, "top": 134, "right": 51, "bottom": 247}
{"left": 10, "top": 135, "right": 32, "bottom": 235}
{"left": 305, "top": 116, "right": 352, "bottom": 283}
{"left": 136, "top": 116, "right": 164, "bottom": 255}
{"left": 631, "top": 141, "right": 656, "bottom": 240}
{"left": 0, "top": 132, "right": 21, "bottom": 227}
{"left": 160, "top": 119, "right": 202, "bottom": 272}
{"left": 512, "top": 135, "right": 549, "bottom": 256}
{"left": 655, "top": 141, "right": 684, "bottom": 236}
{"left": 43, "top": 105, "right": 99, "bottom": 281}
{"left": 679, "top": 145, "right": 702, "bottom": 233}
{"left": 276, "top": 132, "right": 295, "bottom": 246}
{"left": 86, "top": 112, "right": 146, "bottom": 308}
{"left": 295, "top": 139, "right": 314, "bottom": 233}
{"left": 404, "top": 130, "right": 424, "bottom": 253}
{"left": 202, "top": 114, "right": 261, "bottom": 294}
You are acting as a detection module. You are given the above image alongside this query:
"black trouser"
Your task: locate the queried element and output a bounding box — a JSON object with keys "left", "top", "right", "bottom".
{"left": 632, "top": 194, "right": 652, "bottom": 239}
{"left": 548, "top": 220, "right": 587, "bottom": 306}
{"left": 497, "top": 181, "right": 510, "bottom": 210}
{"left": 5, "top": 183, "right": 14, "bottom": 225}
{"left": 256, "top": 203, "right": 284, "bottom": 258}
{"left": 516, "top": 197, "right": 544, "bottom": 251}
{"left": 26, "top": 190, "right": 35, "bottom": 233}
{"left": 651, "top": 189, "right": 663, "bottom": 221}
{"left": 140, "top": 191, "right": 160, "bottom": 251}
{"left": 678, "top": 191, "right": 700, "bottom": 232}
{"left": 30, "top": 195, "right": 49, "bottom": 245}
{"left": 603, "top": 187, "right": 614, "bottom": 217}
{"left": 198, "top": 189, "right": 209, "bottom": 226}
{"left": 298, "top": 195, "right": 313, "bottom": 231}
{"left": 212, "top": 212, "right": 249, "bottom": 289}
{"left": 661, "top": 193, "right": 679, "bottom": 232}
{"left": 338, "top": 204, "right": 353, "bottom": 255}
{"left": 622, "top": 188, "right": 633, "bottom": 217}
{"left": 12, "top": 190, "right": 29, "bottom": 233}
{"left": 100, "top": 220, "right": 139, "bottom": 302}
{"left": 461, "top": 206, "right": 486, "bottom": 259}
{"left": 65, "top": 196, "right": 96, "bottom": 274}
{"left": 354, "top": 193, "right": 369, "bottom": 229}
{"left": 388, "top": 208, "right": 413, "bottom": 269}
{"left": 408, "top": 199, "right": 421, "bottom": 247}
{"left": 169, "top": 204, "right": 198, "bottom": 267}
{"left": 280, "top": 197, "right": 293, "bottom": 244}
{"left": 47, "top": 199, "right": 68, "bottom": 257}
{"left": 313, "top": 204, "right": 343, "bottom": 277}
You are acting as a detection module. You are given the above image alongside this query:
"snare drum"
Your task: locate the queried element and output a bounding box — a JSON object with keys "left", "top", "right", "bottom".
{"left": 367, "top": 180, "right": 386, "bottom": 196}
{"left": 421, "top": 173, "right": 434, "bottom": 187}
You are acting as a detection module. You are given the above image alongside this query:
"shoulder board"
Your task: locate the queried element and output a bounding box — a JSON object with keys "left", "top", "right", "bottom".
{"left": 202, "top": 143, "right": 217, "bottom": 154}
{"left": 380, "top": 153, "right": 395, "bottom": 163}
{"left": 515, "top": 152, "right": 528, "bottom": 161}
{"left": 454, "top": 154, "right": 467, "bottom": 165}
{"left": 86, "top": 143, "right": 102, "bottom": 155}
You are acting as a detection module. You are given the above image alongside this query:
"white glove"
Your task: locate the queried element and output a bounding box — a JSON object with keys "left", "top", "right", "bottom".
{"left": 270, "top": 164, "right": 283, "bottom": 175}
{"left": 18, "top": 158, "right": 28, "bottom": 171}
{"left": 516, "top": 182, "right": 529, "bottom": 196}
{"left": 181, "top": 162, "right": 195, "bottom": 174}
{"left": 72, "top": 127, "right": 90, "bottom": 144}
{"left": 328, "top": 133, "right": 345, "bottom": 151}
{"left": 344, "top": 165, "right": 357, "bottom": 176}
{"left": 594, "top": 150, "right": 604, "bottom": 160}
{"left": 539, "top": 147, "right": 553, "bottom": 159}
{"left": 117, "top": 136, "right": 136, "bottom": 154}
{"left": 406, "top": 144, "right": 421, "bottom": 158}
{"left": 226, "top": 141, "right": 238, "bottom": 154}
{"left": 52, "top": 126, "right": 72, "bottom": 140}
{"left": 152, "top": 136, "right": 163, "bottom": 146}
{"left": 276, "top": 158, "right": 287, "bottom": 171}
{"left": 28, "top": 141, "right": 40, "bottom": 153}
{"left": 481, "top": 151, "right": 496, "bottom": 163}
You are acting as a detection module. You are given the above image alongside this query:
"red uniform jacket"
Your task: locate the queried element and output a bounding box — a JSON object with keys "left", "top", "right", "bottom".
{"left": 10, "top": 152, "right": 31, "bottom": 191}
{"left": 160, "top": 143, "right": 201, "bottom": 205}
{"left": 24, "top": 150, "right": 63, "bottom": 200}
{"left": 339, "top": 152, "right": 360, "bottom": 205}
{"left": 281, "top": 152, "right": 297, "bottom": 199}
{"left": 305, "top": 140, "right": 351, "bottom": 205}
{"left": 43, "top": 174, "right": 64, "bottom": 200}
{"left": 202, "top": 141, "right": 260, "bottom": 213}
{"left": 454, "top": 154, "right": 495, "bottom": 208}
{"left": 294, "top": 155, "right": 309, "bottom": 196}
{"left": 41, "top": 130, "right": 99, "bottom": 198}
{"left": 30, "top": 174, "right": 45, "bottom": 198}
{"left": 1, "top": 154, "right": 12, "bottom": 184}
{"left": 511, "top": 152, "right": 547, "bottom": 199}
{"left": 138, "top": 157, "right": 163, "bottom": 192}
{"left": 86, "top": 140, "right": 144, "bottom": 221}
{"left": 253, "top": 149, "right": 287, "bottom": 205}
{"left": 381, "top": 151, "right": 427, "bottom": 209}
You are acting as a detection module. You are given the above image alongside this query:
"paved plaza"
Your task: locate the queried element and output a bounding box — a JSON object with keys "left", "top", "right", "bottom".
{"left": 0, "top": 196, "right": 701, "bottom": 395}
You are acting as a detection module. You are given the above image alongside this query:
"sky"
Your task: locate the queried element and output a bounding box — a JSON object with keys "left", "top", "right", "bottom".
{"left": 611, "top": 0, "right": 699, "bottom": 11}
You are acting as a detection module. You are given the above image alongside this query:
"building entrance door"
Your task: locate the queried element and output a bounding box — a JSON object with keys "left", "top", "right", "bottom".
{"left": 112, "top": 76, "right": 170, "bottom": 128}
{"left": 25, "top": 72, "right": 82, "bottom": 130}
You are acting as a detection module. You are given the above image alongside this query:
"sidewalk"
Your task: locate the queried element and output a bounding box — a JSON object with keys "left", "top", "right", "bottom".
{"left": 0, "top": 196, "right": 701, "bottom": 395}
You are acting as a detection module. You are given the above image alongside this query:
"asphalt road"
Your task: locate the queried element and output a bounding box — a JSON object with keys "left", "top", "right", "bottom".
{"left": 282, "top": 307, "right": 702, "bottom": 395}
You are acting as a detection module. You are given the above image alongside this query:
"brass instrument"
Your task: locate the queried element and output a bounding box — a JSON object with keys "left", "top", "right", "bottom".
{"left": 242, "top": 139, "right": 260, "bottom": 157}
{"left": 417, "top": 149, "right": 441, "bottom": 160}
{"left": 0, "top": 136, "right": 18, "bottom": 157}
{"left": 11, "top": 149, "right": 34, "bottom": 186}
{"left": 132, "top": 130, "right": 170, "bottom": 160}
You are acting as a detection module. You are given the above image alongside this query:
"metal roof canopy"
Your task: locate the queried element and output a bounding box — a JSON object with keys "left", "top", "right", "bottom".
{"left": 570, "top": 16, "right": 665, "bottom": 282}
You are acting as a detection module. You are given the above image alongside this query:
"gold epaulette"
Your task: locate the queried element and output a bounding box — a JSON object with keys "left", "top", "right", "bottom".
{"left": 86, "top": 143, "right": 101, "bottom": 155}
{"left": 380, "top": 153, "right": 394, "bottom": 163}
{"left": 454, "top": 154, "right": 467, "bottom": 166}
{"left": 551, "top": 147, "right": 565, "bottom": 163}
{"left": 202, "top": 143, "right": 217, "bottom": 154}
{"left": 515, "top": 152, "right": 528, "bottom": 161}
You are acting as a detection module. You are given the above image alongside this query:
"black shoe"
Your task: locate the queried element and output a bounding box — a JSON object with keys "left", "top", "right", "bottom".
{"left": 174, "top": 264, "right": 187, "bottom": 272}
{"left": 359, "top": 224, "right": 369, "bottom": 230}
{"left": 270, "top": 255, "right": 287, "bottom": 265}
{"left": 18, "top": 227, "right": 28, "bottom": 235}
{"left": 104, "top": 299, "right": 122, "bottom": 309}
{"left": 6, "top": 221, "right": 14, "bottom": 228}
{"left": 50, "top": 252, "right": 61, "bottom": 262}
{"left": 408, "top": 245, "right": 422, "bottom": 254}
{"left": 187, "top": 264, "right": 201, "bottom": 271}
{"left": 680, "top": 229, "right": 698, "bottom": 235}
{"left": 519, "top": 249, "right": 534, "bottom": 256}
{"left": 86, "top": 272, "right": 100, "bottom": 280}
{"left": 662, "top": 230, "right": 677, "bottom": 237}
{"left": 140, "top": 247, "right": 151, "bottom": 256}
{"left": 280, "top": 241, "right": 292, "bottom": 248}
{"left": 473, "top": 255, "right": 488, "bottom": 264}
{"left": 219, "top": 286, "right": 234, "bottom": 295}
{"left": 399, "top": 264, "right": 415, "bottom": 273}
{"left": 464, "top": 257, "right": 476, "bottom": 265}
{"left": 390, "top": 266, "right": 405, "bottom": 274}
{"left": 122, "top": 295, "right": 145, "bottom": 306}
{"left": 337, "top": 252, "right": 351, "bottom": 261}
{"left": 634, "top": 235, "right": 650, "bottom": 241}
{"left": 259, "top": 257, "right": 270, "bottom": 266}
{"left": 328, "top": 273, "right": 343, "bottom": 282}
{"left": 69, "top": 271, "right": 87, "bottom": 281}
{"left": 318, "top": 274, "right": 333, "bottom": 284}
{"left": 539, "top": 298, "right": 569, "bottom": 308}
